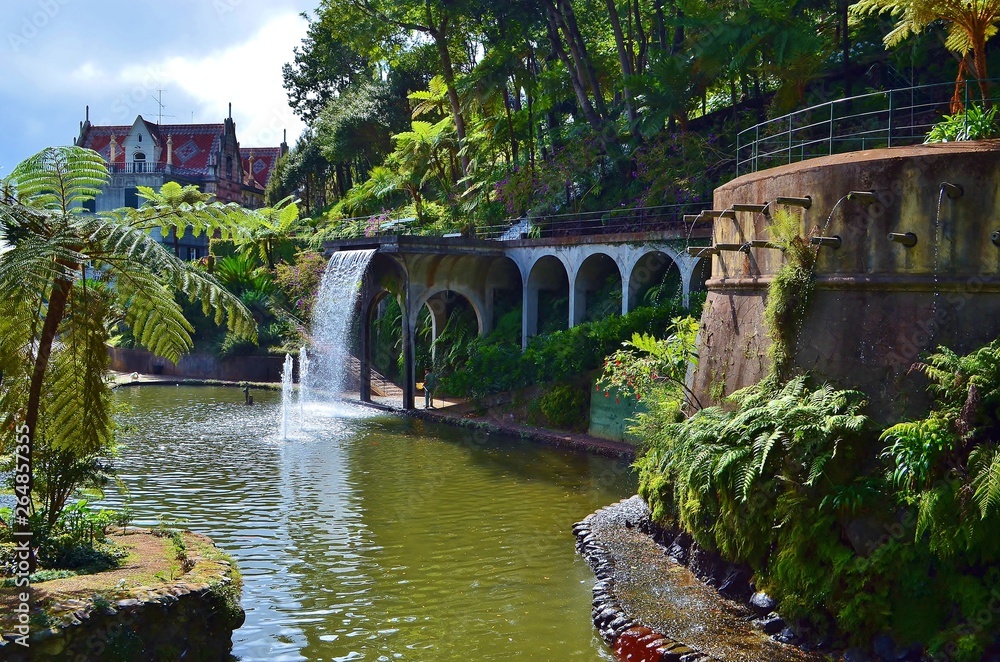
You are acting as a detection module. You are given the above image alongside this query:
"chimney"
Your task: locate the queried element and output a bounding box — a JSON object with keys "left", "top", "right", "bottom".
{"left": 109, "top": 135, "right": 117, "bottom": 163}
{"left": 86, "top": 105, "right": 89, "bottom": 122}
{"left": 166, "top": 134, "right": 173, "bottom": 165}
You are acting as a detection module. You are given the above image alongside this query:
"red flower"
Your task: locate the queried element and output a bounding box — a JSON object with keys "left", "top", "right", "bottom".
{"left": 615, "top": 398, "right": 620, "bottom": 404}
{"left": 605, "top": 392, "right": 610, "bottom": 397}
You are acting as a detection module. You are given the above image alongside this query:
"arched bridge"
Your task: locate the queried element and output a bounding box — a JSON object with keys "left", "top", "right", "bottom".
{"left": 323, "top": 224, "right": 712, "bottom": 409}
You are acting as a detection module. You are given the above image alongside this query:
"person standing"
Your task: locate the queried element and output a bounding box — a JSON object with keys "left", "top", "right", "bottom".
{"left": 424, "top": 368, "right": 438, "bottom": 409}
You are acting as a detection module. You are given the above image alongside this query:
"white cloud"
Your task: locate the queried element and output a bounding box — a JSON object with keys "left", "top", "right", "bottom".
{"left": 147, "top": 11, "right": 307, "bottom": 147}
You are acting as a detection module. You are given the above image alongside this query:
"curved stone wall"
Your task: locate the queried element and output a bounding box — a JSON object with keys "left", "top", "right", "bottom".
{"left": 691, "top": 141, "right": 1000, "bottom": 420}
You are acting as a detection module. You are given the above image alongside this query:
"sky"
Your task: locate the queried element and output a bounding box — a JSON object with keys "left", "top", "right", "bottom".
{"left": 0, "top": 0, "right": 314, "bottom": 176}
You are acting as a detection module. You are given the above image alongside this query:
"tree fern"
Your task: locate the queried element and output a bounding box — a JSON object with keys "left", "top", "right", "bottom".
{"left": 0, "top": 145, "right": 268, "bottom": 555}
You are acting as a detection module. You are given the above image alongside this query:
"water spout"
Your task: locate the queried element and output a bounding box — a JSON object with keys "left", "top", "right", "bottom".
{"left": 733, "top": 203, "right": 769, "bottom": 215}
{"left": 846, "top": 191, "right": 878, "bottom": 204}
{"left": 749, "top": 240, "right": 784, "bottom": 250}
{"left": 991, "top": 231, "right": 1000, "bottom": 247}
{"left": 941, "top": 182, "right": 964, "bottom": 199}
{"left": 715, "top": 242, "right": 750, "bottom": 253}
{"left": 702, "top": 209, "right": 737, "bottom": 220}
{"left": 281, "top": 353, "right": 294, "bottom": 439}
{"left": 775, "top": 195, "right": 811, "bottom": 209}
{"left": 888, "top": 232, "right": 918, "bottom": 247}
{"left": 299, "top": 346, "right": 309, "bottom": 421}
{"left": 686, "top": 246, "right": 717, "bottom": 257}
{"left": 810, "top": 236, "right": 842, "bottom": 249}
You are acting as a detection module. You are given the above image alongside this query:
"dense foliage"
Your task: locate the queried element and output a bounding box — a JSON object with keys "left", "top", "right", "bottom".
{"left": 269, "top": 0, "right": 986, "bottom": 234}
{"left": 438, "top": 292, "right": 703, "bottom": 398}
{"left": 626, "top": 337, "right": 1000, "bottom": 657}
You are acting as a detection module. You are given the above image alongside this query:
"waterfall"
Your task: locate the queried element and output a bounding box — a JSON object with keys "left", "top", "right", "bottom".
{"left": 281, "top": 353, "right": 294, "bottom": 439}
{"left": 308, "top": 249, "right": 376, "bottom": 403}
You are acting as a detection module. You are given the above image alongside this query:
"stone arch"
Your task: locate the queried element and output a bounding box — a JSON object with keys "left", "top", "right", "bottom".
{"left": 484, "top": 256, "right": 523, "bottom": 338}
{"left": 413, "top": 285, "right": 486, "bottom": 336}
{"left": 358, "top": 253, "right": 407, "bottom": 405}
{"left": 573, "top": 252, "right": 622, "bottom": 325}
{"left": 525, "top": 254, "right": 570, "bottom": 341}
{"left": 626, "top": 249, "right": 682, "bottom": 312}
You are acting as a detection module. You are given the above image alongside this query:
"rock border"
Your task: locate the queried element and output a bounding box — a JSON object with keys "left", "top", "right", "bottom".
{"left": 574, "top": 502, "right": 719, "bottom": 662}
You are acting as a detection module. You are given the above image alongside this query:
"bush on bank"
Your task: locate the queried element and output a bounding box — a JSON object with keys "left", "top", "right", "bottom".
{"left": 438, "top": 292, "right": 705, "bottom": 399}
{"left": 628, "top": 338, "right": 1000, "bottom": 659}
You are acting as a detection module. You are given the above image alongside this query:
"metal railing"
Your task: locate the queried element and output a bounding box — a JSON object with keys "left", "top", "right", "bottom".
{"left": 477, "top": 201, "right": 709, "bottom": 241}
{"left": 736, "top": 78, "right": 1000, "bottom": 176}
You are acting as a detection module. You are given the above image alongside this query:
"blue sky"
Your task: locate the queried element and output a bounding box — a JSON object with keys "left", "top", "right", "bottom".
{"left": 0, "top": 0, "right": 313, "bottom": 175}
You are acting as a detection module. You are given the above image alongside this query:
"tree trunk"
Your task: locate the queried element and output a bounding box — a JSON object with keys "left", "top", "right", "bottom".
{"left": 502, "top": 86, "right": 519, "bottom": 165}
{"left": 433, "top": 28, "right": 471, "bottom": 180}
{"left": 17, "top": 276, "right": 73, "bottom": 572}
{"left": 973, "top": 35, "right": 990, "bottom": 101}
{"left": 605, "top": 0, "right": 641, "bottom": 139}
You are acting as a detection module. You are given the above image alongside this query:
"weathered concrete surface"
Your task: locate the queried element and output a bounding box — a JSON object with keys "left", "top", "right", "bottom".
{"left": 576, "top": 497, "right": 824, "bottom": 662}
{"left": 691, "top": 141, "right": 1000, "bottom": 421}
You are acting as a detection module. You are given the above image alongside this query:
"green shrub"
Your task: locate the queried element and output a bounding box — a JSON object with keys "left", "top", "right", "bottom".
{"left": 925, "top": 104, "right": 1000, "bottom": 143}
{"left": 538, "top": 383, "right": 589, "bottom": 430}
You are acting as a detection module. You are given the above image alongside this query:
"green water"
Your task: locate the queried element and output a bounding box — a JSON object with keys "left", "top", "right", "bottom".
{"left": 109, "top": 386, "right": 635, "bottom": 661}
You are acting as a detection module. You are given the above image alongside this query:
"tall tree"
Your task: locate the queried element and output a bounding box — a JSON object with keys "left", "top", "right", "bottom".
{"left": 316, "top": 0, "right": 475, "bottom": 178}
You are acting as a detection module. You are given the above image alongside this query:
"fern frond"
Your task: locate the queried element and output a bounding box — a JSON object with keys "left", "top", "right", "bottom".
{"left": 7, "top": 146, "right": 108, "bottom": 213}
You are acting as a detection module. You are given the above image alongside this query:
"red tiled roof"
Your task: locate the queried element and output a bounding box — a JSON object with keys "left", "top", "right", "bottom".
{"left": 78, "top": 122, "right": 225, "bottom": 173}
{"left": 240, "top": 147, "right": 280, "bottom": 190}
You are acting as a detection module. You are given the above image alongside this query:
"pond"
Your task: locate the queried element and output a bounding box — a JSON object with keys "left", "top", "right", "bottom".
{"left": 107, "top": 386, "right": 635, "bottom": 661}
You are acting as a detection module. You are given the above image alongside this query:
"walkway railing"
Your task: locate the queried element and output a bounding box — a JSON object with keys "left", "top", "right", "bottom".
{"left": 477, "top": 201, "right": 709, "bottom": 241}
{"left": 736, "top": 78, "right": 1000, "bottom": 176}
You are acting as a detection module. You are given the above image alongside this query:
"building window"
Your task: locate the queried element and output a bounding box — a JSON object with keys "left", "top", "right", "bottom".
{"left": 226, "top": 155, "right": 233, "bottom": 180}
{"left": 82, "top": 198, "right": 96, "bottom": 214}
{"left": 187, "top": 246, "right": 199, "bottom": 261}
{"left": 133, "top": 152, "right": 146, "bottom": 173}
{"left": 124, "top": 187, "right": 139, "bottom": 209}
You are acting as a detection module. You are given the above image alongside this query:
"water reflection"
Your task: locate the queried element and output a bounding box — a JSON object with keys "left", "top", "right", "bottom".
{"left": 108, "top": 386, "right": 634, "bottom": 661}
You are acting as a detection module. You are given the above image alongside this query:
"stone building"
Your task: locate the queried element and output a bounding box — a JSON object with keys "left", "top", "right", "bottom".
{"left": 74, "top": 105, "right": 286, "bottom": 260}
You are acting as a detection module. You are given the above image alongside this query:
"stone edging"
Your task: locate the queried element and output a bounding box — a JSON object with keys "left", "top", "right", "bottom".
{"left": 573, "top": 502, "right": 718, "bottom": 662}
{"left": 0, "top": 531, "right": 244, "bottom": 661}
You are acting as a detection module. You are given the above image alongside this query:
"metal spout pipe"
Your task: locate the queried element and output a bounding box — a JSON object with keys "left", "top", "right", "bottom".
{"left": 749, "top": 240, "right": 784, "bottom": 250}
{"left": 810, "top": 235, "right": 842, "bottom": 249}
{"left": 847, "top": 191, "right": 878, "bottom": 204}
{"left": 941, "top": 182, "right": 964, "bottom": 200}
{"left": 733, "top": 203, "right": 768, "bottom": 214}
{"left": 888, "top": 232, "right": 917, "bottom": 247}
{"left": 686, "top": 246, "right": 717, "bottom": 257}
{"left": 715, "top": 243, "right": 750, "bottom": 253}
{"left": 702, "top": 209, "right": 737, "bottom": 220}
{"left": 991, "top": 231, "right": 1000, "bottom": 247}
{"left": 683, "top": 214, "right": 701, "bottom": 223}
{"left": 775, "top": 196, "right": 811, "bottom": 209}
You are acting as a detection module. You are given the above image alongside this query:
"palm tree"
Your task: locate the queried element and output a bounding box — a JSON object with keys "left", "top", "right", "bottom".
{"left": 0, "top": 146, "right": 256, "bottom": 569}
{"left": 850, "top": 0, "right": 1000, "bottom": 100}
